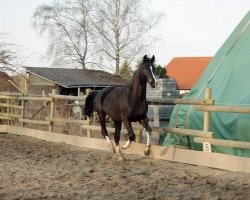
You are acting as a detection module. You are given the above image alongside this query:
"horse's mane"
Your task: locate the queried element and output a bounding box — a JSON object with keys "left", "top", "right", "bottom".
{"left": 126, "top": 68, "right": 139, "bottom": 87}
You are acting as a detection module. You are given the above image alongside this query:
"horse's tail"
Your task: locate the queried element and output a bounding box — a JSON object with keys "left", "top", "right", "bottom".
{"left": 83, "top": 90, "right": 99, "bottom": 117}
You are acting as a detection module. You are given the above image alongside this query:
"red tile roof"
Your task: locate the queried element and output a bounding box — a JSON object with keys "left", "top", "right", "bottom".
{"left": 165, "top": 57, "right": 212, "bottom": 90}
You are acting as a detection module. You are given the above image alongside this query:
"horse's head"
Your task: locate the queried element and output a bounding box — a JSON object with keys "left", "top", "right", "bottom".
{"left": 140, "top": 55, "right": 157, "bottom": 88}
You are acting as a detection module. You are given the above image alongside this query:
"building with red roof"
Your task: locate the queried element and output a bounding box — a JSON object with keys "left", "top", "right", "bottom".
{"left": 165, "top": 57, "right": 212, "bottom": 92}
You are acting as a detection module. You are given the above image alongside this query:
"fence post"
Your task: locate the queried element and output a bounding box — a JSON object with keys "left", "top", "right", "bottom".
{"left": 154, "top": 105, "right": 159, "bottom": 127}
{"left": 135, "top": 130, "right": 142, "bottom": 143}
{"left": 203, "top": 88, "right": 212, "bottom": 153}
{"left": 6, "top": 97, "right": 10, "bottom": 126}
{"left": 204, "top": 88, "right": 211, "bottom": 131}
{"left": 21, "top": 93, "right": 25, "bottom": 127}
{"left": 49, "top": 89, "right": 56, "bottom": 132}
{"left": 86, "top": 88, "right": 92, "bottom": 138}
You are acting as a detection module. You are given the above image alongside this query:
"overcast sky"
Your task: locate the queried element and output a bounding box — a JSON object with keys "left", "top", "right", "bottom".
{"left": 1, "top": 0, "right": 249, "bottom": 68}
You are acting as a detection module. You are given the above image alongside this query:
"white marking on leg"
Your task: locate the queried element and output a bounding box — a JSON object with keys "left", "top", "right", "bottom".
{"left": 105, "top": 136, "right": 115, "bottom": 153}
{"left": 122, "top": 140, "right": 131, "bottom": 149}
{"left": 105, "top": 136, "right": 110, "bottom": 143}
{"left": 146, "top": 131, "right": 151, "bottom": 147}
{"left": 116, "top": 145, "right": 120, "bottom": 153}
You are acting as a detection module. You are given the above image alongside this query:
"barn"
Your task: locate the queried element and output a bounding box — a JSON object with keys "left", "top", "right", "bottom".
{"left": 26, "top": 67, "right": 127, "bottom": 95}
{"left": 164, "top": 11, "right": 250, "bottom": 158}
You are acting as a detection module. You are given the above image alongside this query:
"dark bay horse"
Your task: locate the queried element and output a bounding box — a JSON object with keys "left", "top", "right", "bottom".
{"left": 83, "top": 55, "right": 157, "bottom": 160}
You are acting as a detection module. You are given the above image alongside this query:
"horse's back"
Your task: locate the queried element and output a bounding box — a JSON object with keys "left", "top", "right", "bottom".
{"left": 94, "top": 86, "right": 125, "bottom": 120}
{"left": 94, "top": 86, "right": 123, "bottom": 106}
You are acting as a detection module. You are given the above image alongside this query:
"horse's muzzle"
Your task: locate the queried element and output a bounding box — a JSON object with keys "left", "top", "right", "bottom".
{"left": 150, "top": 81, "right": 157, "bottom": 88}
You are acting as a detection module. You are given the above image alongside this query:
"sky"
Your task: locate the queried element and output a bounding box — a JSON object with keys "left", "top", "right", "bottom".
{"left": 1, "top": 0, "right": 250, "bottom": 69}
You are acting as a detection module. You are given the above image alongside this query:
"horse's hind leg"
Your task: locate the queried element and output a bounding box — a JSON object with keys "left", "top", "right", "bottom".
{"left": 98, "top": 111, "right": 115, "bottom": 153}
{"left": 114, "top": 121, "right": 124, "bottom": 161}
{"left": 139, "top": 117, "right": 152, "bottom": 156}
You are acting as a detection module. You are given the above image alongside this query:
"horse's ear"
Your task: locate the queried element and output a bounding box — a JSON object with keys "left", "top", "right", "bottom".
{"left": 151, "top": 55, "right": 155, "bottom": 63}
{"left": 143, "top": 55, "right": 148, "bottom": 62}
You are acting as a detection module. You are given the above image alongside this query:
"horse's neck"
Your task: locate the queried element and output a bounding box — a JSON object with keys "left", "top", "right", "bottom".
{"left": 129, "top": 71, "right": 147, "bottom": 102}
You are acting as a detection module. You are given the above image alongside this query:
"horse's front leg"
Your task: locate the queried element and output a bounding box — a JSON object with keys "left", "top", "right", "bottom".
{"left": 121, "top": 118, "right": 135, "bottom": 150}
{"left": 139, "top": 117, "right": 152, "bottom": 156}
{"left": 114, "top": 121, "right": 124, "bottom": 161}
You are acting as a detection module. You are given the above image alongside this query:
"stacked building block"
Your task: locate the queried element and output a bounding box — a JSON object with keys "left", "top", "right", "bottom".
{"left": 146, "top": 78, "right": 179, "bottom": 126}
{"left": 146, "top": 78, "right": 179, "bottom": 99}
{"left": 142, "top": 78, "right": 179, "bottom": 145}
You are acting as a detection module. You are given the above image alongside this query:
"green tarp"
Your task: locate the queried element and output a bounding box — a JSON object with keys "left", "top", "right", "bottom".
{"left": 163, "top": 11, "right": 250, "bottom": 158}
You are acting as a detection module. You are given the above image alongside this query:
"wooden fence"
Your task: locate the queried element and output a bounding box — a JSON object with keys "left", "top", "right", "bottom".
{"left": 1, "top": 88, "right": 250, "bottom": 152}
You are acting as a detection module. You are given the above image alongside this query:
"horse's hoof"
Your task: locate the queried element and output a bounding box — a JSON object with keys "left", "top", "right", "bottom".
{"left": 109, "top": 143, "right": 116, "bottom": 154}
{"left": 118, "top": 152, "right": 125, "bottom": 161}
{"left": 121, "top": 140, "right": 131, "bottom": 150}
{"left": 144, "top": 146, "right": 151, "bottom": 156}
{"left": 118, "top": 156, "right": 125, "bottom": 161}
{"left": 121, "top": 145, "right": 129, "bottom": 150}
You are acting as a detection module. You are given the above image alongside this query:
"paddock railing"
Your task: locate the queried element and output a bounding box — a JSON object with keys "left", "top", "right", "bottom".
{"left": 1, "top": 88, "right": 250, "bottom": 152}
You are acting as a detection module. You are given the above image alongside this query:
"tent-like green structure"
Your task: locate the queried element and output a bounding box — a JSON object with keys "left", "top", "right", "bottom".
{"left": 163, "top": 11, "right": 250, "bottom": 158}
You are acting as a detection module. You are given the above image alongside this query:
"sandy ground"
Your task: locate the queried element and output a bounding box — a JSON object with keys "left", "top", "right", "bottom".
{"left": 0, "top": 133, "right": 249, "bottom": 200}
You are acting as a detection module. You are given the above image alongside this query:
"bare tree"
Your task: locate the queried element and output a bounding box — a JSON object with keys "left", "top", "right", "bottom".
{"left": 32, "top": 0, "right": 97, "bottom": 69}
{"left": 32, "top": 0, "right": 162, "bottom": 73}
{"left": 0, "top": 34, "right": 20, "bottom": 73}
{"left": 92, "top": 0, "right": 162, "bottom": 74}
